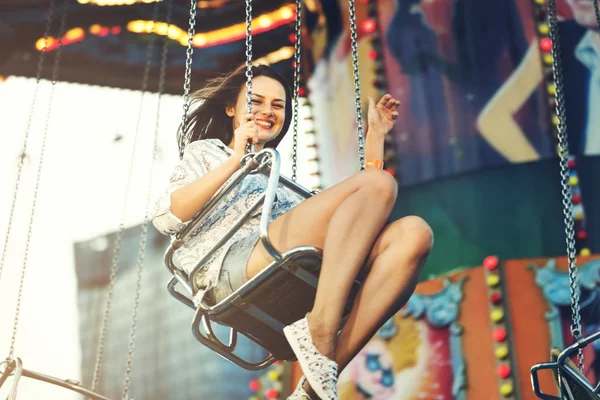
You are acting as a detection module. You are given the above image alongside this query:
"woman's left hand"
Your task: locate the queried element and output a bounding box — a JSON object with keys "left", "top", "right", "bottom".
{"left": 367, "top": 94, "right": 400, "bottom": 137}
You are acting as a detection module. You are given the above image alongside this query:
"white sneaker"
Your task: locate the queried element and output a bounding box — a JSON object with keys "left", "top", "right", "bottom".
{"left": 283, "top": 314, "right": 339, "bottom": 400}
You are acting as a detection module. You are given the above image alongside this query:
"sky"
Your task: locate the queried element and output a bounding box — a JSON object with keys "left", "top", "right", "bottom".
{"left": 0, "top": 75, "right": 319, "bottom": 399}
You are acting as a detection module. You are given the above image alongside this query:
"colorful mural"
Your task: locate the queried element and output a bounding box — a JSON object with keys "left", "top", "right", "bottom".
{"left": 308, "top": 0, "right": 600, "bottom": 186}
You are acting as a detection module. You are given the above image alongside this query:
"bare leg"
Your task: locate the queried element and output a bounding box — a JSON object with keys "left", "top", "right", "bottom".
{"left": 246, "top": 169, "right": 398, "bottom": 359}
{"left": 298, "top": 216, "right": 432, "bottom": 397}
{"left": 245, "top": 170, "right": 433, "bottom": 398}
{"left": 305, "top": 180, "right": 398, "bottom": 360}
{"left": 335, "top": 216, "right": 432, "bottom": 371}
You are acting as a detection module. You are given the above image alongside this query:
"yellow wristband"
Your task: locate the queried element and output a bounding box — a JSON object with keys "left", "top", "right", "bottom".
{"left": 365, "top": 159, "right": 384, "bottom": 169}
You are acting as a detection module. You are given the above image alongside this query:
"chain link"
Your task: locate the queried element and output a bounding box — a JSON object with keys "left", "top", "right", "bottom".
{"left": 0, "top": 0, "right": 56, "bottom": 289}
{"left": 244, "top": 0, "right": 254, "bottom": 153}
{"left": 347, "top": 0, "right": 365, "bottom": 170}
{"left": 4, "top": 0, "right": 67, "bottom": 361}
{"left": 178, "top": 0, "right": 197, "bottom": 159}
{"left": 547, "top": 0, "right": 584, "bottom": 371}
{"left": 291, "top": 0, "right": 302, "bottom": 182}
{"left": 120, "top": 1, "right": 171, "bottom": 397}
{"left": 91, "top": 5, "right": 160, "bottom": 393}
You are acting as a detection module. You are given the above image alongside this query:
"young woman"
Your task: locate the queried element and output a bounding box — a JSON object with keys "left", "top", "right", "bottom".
{"left": 152, "top": 64, "right": 433, "bottom": 399}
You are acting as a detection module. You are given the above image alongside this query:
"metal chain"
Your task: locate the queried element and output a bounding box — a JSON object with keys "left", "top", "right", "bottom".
{"left": 347, "top": 0, "right": 365, "bottom": 170}
{"left": 91, "top": 6, "right": 160, "bottom": 392}
{"left": 178, "top": 0, "right": 197, "bottom": 159}
{"left": 291, "top": 0, "right": 302, "bottom": 182}
{"left": 5, "top": 0, "right": 67, "bottom": 361}
{"left": 120, "top": 1, "right": 171, "bottom": 397}
{"left": 243, "top": 0, "right": 254, "bottom": 153}
{"left": 0, "top": 0, "right": 56, "bottom": 288}
{"left": 547, "top": 0, "right": 584, "bottom": 371}
{"left": 244, "top": 2, "right": 254, "bottom": 113}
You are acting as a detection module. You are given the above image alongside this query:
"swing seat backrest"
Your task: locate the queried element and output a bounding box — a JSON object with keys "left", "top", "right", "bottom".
{"left": 164, "top": 149, "right": 364, "bottom": 370}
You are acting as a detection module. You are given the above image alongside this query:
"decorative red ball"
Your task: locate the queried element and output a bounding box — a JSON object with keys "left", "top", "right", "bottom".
{"left": 111, "top": 26, "right": 122, "bottom": 35}
{"left": 483, "top": 256, "right": 499, "bottom": 270}
{"left": 577, "top": 230, "right": 588, "bottom": 240}
{"left": 368, "top": 49, "right": 378, "bottom": 61}
{"left": 572, "top": 194, "right": 581, "bottom": 204}
{"left": 568, "top": 159, "right": 576, "bottom": 168}
{"left": 493, "top": 328, "right": 507, "bottom": 342}
{"left": 265, "top": 388, "right": 279, "bottom": 399}
{"left": 99, "top": 27, "right": 110, "bottom": 37}
{"left": 249, "top": 380, "right": 260, "bottom": 391}
{"left": 490, "top": 292, "right": 502, "bottom": 305}
{"left": 359, "top": 0, "right": 370, "bottom": 4}
{"left": 540, "top": 38, "right": 552, "bottom": 52}
{"left": 288, "top": 33, "right": 296, "bottom": 43}
{"left": 298, "top": 87, "right": 306, "bottom": 97}
{"left": 497, "top": 364, "right": 511, "bottom": 378}
{"left": 362, "top": 19, "right": 377, "bottom": 34}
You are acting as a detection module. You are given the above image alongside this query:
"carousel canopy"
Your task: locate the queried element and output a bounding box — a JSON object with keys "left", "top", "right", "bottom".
{"left": 0, "top": 0, "right": 311, "bottom": 93}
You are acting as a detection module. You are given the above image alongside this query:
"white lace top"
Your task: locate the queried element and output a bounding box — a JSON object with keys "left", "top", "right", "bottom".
{"left": 152, "top": 138, "right": 306, "bottom": 303}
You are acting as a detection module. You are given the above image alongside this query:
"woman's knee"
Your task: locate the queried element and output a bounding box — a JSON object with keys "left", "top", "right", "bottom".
{"left": 358, "top": 169, "right": 398, "bottom": 203}
{"left": 393, "top": 216, "right": 434, "bottom": 260}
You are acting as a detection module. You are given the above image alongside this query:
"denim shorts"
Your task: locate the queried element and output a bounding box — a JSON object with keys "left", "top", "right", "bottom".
{"left": 206, "top": 234, "right": 260, "bottom": 305}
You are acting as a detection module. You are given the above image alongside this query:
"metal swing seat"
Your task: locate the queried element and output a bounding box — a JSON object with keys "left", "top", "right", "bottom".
{"left": 529, "top": 0, "right": 600, "bottom": 398}
{"left": 164, "top": 0, "right": 370, "bottom": 370}
{"left": 164, "top": 149, "right": 364, "bottom": 370}
{"left": 531, "top": 332, "right": 600, "bottom": 400}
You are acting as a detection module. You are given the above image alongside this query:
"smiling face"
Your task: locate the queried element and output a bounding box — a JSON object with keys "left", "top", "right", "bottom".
{"left": 565, "top": 0, "right": 599, "bottom": 28}
{"left": 226, "top": 75, "right": 287, "bottom": 147}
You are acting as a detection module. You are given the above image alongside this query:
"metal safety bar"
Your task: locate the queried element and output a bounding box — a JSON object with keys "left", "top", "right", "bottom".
{"left": 0, "top": 357, "right": 112, "bottom": 400}
{"left": 164, "top": 148, "right": 313, "bottom": 297}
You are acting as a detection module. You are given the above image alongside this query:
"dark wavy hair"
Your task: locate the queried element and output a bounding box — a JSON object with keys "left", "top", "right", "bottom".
{"left": 177, "top": 64, "right": 293, "bottom": 159}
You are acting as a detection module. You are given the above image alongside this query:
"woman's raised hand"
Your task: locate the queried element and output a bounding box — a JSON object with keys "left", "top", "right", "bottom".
{"left": 367, "top": 94, "right": 400, "bottom": 137}
{"left": 233, "top": 113, "right": 259, "bottom": 158}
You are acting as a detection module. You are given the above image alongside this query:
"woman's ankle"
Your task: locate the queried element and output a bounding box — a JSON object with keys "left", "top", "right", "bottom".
{"left": 302, "top": 379, "right": 317, "bottom": 398}
{"left": 306, "top": 312, "right": 338, "bottom": 360}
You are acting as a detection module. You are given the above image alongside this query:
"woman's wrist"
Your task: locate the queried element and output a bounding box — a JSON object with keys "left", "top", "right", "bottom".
{"left": 365, "top": 130, "right": 385, "bottom": 161}
{"left": 228, "top": 153, "right": 245, "bottom": 168}
{"left": 365, "top": 159, "right": 384, "bottom": 169}
{"left": 367, "top": 124, "right": 388, "bottom": 139}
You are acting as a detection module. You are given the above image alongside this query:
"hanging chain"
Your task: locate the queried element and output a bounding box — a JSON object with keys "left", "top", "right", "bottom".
{"left": 291, "top": 0, "right": 302, "bottom": 182}
{"left": 244, "top": 0, "right": 253, "bottom": 114}
{"left": 120, "top": 1, "right": 171, "bottom": 397}
{"left": 595, "top": 0, "right": 600, "bottom": 30}
{"left": 0, "top": 0, "right": 56, "bottom": 288}
{"left": 243, "top": 0, "right": 254, "bottom": 153}
{"left": 547, "top": 0, "right": 584, "bottom": 371}
{"left": 178, "top": 0, "right": 197, "bottom": 159}
{"left": 91, "top": 6, "right": 160, "bottom": 392}
{"left": 347, "top": 0, "right": 365, "bottom": 170}
{"left": 5, "top": 0, "right": 67, "bottom": 361}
